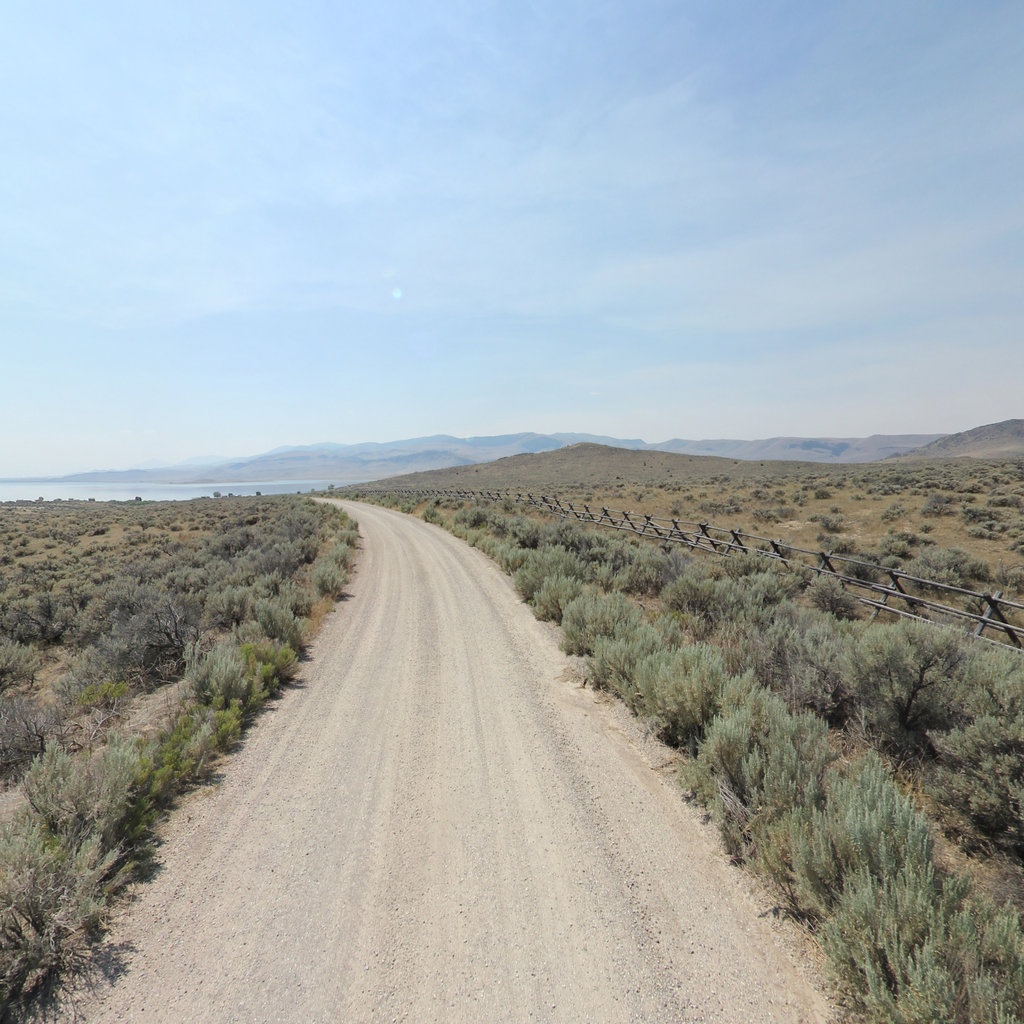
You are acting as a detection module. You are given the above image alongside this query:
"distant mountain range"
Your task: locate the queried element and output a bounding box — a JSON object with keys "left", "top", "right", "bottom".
{"left": 650, "top": 433, "right": 945, "bottom": 462}
{"left": 12, "top": 429, "right": 967, "bottom": 485}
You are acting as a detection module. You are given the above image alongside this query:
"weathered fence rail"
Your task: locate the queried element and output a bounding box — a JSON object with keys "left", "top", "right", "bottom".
{"left": 354, "top": 487, "right": 1024, "bottom": 651}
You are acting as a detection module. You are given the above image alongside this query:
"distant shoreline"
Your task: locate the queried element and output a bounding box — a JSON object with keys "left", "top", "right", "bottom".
{"left": 0, "top": 480, "right": 343, "bottom": 503}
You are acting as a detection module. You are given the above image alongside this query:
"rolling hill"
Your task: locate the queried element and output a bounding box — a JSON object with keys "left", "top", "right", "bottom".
{"left": 339, "top": 442, "right": 834, "bottom": 493}
{"left": 899, "top": 419, "right": 1024, "bottom": 459}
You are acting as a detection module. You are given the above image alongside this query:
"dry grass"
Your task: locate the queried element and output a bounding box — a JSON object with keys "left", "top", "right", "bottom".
{"left": 342, "top": 444, "right": 1024, "bottom": 598}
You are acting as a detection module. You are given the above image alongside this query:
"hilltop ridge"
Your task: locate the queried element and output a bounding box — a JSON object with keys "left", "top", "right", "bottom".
{"left": 899, "top": 419, "right": 1024, "bottom": 459}
{"left": 27, "top": 430, "right": 947, "bottom": 486}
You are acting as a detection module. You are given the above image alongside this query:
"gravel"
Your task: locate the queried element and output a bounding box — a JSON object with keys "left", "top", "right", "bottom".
{"left": 65, "top": 500, "right": 835, "bottom": 1024}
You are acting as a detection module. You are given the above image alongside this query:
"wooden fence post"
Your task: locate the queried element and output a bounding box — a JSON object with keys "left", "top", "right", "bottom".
{"left": 975, "top": 591, "right": 1023, "bottom": 647}
{"left": 698, "top": 523, "right": 720, "bottom": 552}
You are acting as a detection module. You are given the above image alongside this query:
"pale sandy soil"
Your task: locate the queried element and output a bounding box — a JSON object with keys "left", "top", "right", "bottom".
{"left": 56, "top": 500, "right": 836, "bottom": 1024}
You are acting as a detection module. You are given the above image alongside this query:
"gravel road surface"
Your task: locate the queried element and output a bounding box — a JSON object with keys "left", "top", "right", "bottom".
{"left": 69, "top": 500, "right": 834, "bottom": 1024}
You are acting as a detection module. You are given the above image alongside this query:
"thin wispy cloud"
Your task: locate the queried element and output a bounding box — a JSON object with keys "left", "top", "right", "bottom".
{"left": 1, "top": 0, "right": 1021, "bottom": 474}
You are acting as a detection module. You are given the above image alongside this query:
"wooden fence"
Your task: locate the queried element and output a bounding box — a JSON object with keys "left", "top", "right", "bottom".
{"left": 354, "top": 487, "right": 1024, "bottom": 651}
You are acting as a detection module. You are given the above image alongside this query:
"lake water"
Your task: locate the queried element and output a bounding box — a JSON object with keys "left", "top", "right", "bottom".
{"left": 0, "top": 480, "right": 344, "bottom": 503}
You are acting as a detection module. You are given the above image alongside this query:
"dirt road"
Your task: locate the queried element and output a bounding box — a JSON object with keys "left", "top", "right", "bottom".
{"left": 70, "top": 500, "right": 834, "bottom": 1023}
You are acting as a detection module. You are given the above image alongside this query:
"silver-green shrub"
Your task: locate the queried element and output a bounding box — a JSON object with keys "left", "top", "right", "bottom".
{"left": 633, "top": 644, "right": 737, "bottom": 752}
{"left": 616, "top": 543, "right": 668, "bottom": 596}
{"left": 312, "top": 560, "right": 348, "bottom": 599}
{"left": 204, "top": 584, "right": 252, "bottom": 628}
{"left": 0, "top": 814, "right": 114, "bottom": 1006}
{"left": 22, "top": 737, "right": 142, "bottom": 859}
{"left": 845, "top": 620, "right": 967, "bottom": 762}
{"left": 930, "top": 646, "right": 1024, "bottom": 855}
{"left": 690, "top": 680, "right": 833, "bottom": 863}
{"left": 560, "top": 590, "right": 645, "bottom": 657}
{"left": 254, "top": 596, "right": 306, "bottom": 651}
{"left": 788, "top": 755, "right": 933, "bottom": 922}
{"left": 531, "top": 574, "right": 586, "bottom": 625}
{"left": 803, "top": 759, "right": 1024, "bottom": 1023}
{"left": 806, "top": 575, "right": 861, "bottom": 620}
{"left": 590, "top": 631, "right": 655, "bottom": 705}
{"left": 513, "top": 546, "right": 587, "bottom": 603}
{"left": 188, "top": 643, "right": 251, "bottom": 710}
{"left": 0, "top": 642, "right": 40, "bottom": 692}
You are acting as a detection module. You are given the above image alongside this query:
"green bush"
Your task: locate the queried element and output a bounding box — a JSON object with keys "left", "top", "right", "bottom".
{"left": 188, "top": 643, "right": 250, "bottom": 710}
{"left": 786, "top": 617, "right": 857, "bottom": 724}
{"left": 588, "top": 615, "right": 684, "bottom": 702}
{"left": 906, "top": 547, "right": 991, "bottom": 587}
{"left": 616, "top": 543, "right": 668, "bottom": 596}
{"left": 800, "top": 760, "right": 1024, "bottom": 1023}
{"left": 22, "top": 738, "right": 142, "bottom": 859}
{"left": 1, "top": 594, "right": 73, "bottom": 646}
{"left": 512, "top": 546, "right": 587, "bottom": 603}
{"left": 0, "top": 642, "right": 40, "bottom": 692}
{"left": 827, "top": 869, "right": 994, "bottom": 1022}
{"left": 189, "top": 639, "right": 296, "bottom": 715}
{"left": 204, "top": 584, "right": 252, "bottom": 628}
{"left": 560, "top": 590, "right": 644, "bottom": 657}
{"left": 74, "top": 679, "right": 129, "bottom": 715}
{"left": 453, "top": 506, "right": 489, "bottom": 530}
{"left": 138, "top": 708, "right": 215, "bottom": 809}
{"left": 720, "top": 553, "right": 772, "bottom": 579}
{"left": 494, "top": 543, "right": 530, "bottom": 573}
{"left": 690, "top": 681, "right": 833, "bottom": 865}
{"left": 845, "top": 620, "right": 967, "bottom": 762}
{"left": 324, "top": 538, "right": 353, "bottom": 569}
{"left": 662, "top": 572, "right": 723, "bottom": 620}
{"left": 788, "top": 755, "right": 933, "bottom": 922}
{"left": 0, "top": 814, "right": 114, "bottom": 1007}
{"left": 717, "top": 609, "right": 856, "bottom": 725}
{"left": 254, "top": 596, "right": 306, "bottom": 650}
{"left": 312, "top": 560, "right": 348, "bottom": 599}
{"left": 806, "top": 576, "right": 861, "bottom": 620}
{"left": 920, "top": 493, "right": 955, "bottom": 516}
{"left": 930, "top": 647, "right": 1024, "bottom": 854}
{"left": 531, "top": 574, "right": 586, "bottom": 624}
{"left": 815, "top": 513, "right": 845, "bottom": 534}
{"left": 276, "top": 580, "right": 313, "bottom": 619}
{"left": 662, "top": 569, "right": 794, "bottom": 637}
{"left": 508, "top": 517, "right": 541, "bottom": 549}
{"left": 421, "top": 503, "right": 444, "bottom": 525}
{"left": 241, "top": 641, "right": 298, "bottom": 698}
{"left": 633, "top": 645, "right": 735, "bottom": 752}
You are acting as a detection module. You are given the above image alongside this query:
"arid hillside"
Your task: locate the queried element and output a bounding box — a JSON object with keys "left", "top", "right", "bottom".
{"left": 899, "top": 418, "right": 1024, "bottom": 459}
{"left": 342, "top": 442, "right": 1024, "bottom": 598}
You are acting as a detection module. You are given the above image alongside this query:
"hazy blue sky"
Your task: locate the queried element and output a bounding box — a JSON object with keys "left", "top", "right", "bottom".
{"left": 2, "top": 0, "right": 1022, "bottom": 475}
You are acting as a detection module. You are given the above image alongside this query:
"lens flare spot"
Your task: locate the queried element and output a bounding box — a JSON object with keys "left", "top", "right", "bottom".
{"left": 392, "top": 287, "right": 403, "bottom": 300}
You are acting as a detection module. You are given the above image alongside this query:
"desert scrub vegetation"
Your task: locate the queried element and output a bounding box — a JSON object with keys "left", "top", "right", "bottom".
{"left": 348, "top": 452, "right": 1024, "bottom": 599}
{"left": 363, "top": 491, "right": 1024, "bottom": 1021}
{"left": 0, "top": 495, "right": 357, "bottom": 1011}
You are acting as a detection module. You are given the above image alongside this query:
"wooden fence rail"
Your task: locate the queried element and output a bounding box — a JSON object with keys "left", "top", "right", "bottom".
{"left": 354, "top": 487, "right": 1024, "bottom": 651}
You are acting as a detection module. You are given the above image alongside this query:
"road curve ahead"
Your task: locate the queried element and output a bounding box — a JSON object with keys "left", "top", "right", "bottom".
{"left": 72, "top": 500, "right": 833, "bottom": 1024}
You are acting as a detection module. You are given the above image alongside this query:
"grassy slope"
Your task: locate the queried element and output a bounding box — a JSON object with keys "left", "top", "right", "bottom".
{"left": 898, "top": 418, "right": 1024, "bottom": 459}
{"left": 342, "top": 443, "right": 1024, "bottom": 598}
